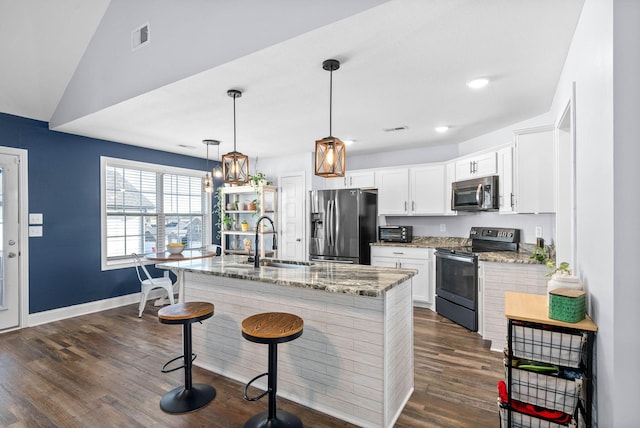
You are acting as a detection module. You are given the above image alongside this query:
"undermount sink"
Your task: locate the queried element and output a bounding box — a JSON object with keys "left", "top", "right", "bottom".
{"left": 227, "top": 259, "right": 312, "bottom": 269}
{"left": 261, "top": 261, "right": 306, "bottom": 269}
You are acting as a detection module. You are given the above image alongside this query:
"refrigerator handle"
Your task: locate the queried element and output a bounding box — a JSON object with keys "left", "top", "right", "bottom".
{"left": 327, "top": 201, "right": 334, "bottom": 247}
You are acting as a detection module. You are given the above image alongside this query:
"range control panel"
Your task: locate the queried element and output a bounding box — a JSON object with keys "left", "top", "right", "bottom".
{"left": 469, "top": 227, "right": 520, "bottom": 243}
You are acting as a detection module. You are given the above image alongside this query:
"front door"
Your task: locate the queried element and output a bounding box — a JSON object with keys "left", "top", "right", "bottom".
{"left": 0, "top": 153, "right": 21, "bottom": 331}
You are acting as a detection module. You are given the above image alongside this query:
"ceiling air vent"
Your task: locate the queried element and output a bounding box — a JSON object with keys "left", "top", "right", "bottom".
{"left": 132, "top": 23, "right": 150, "bottom": 51}
{"left": 383, "top": 126, "right": 408, "bottom": 132}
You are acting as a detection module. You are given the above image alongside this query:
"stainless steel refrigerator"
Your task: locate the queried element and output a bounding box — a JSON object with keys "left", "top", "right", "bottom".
{"left": 309, "top": 189, "right": 377, "bottom": 264}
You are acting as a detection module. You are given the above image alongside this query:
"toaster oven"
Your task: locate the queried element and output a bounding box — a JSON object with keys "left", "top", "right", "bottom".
{"left": 378, "top": 226, "right": 413, "bottom": 243}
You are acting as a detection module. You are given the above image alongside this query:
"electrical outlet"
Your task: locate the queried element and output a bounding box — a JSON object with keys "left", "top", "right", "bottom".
{"left": 440, "top": 223, "right": 447, "bottom": 232}
{"left": 535, "top": 226, "right": 542, "bottom": 238}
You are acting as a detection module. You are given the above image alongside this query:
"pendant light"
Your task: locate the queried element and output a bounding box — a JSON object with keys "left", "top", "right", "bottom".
{"left": 202, "top": 139, "right": 218, "bottom": 193}
{"left": 212, "top": 139, "right": 223, "bottom": 179}
{"left": 222, "top": 89, "right": 249, "bottom": 184}
{"left": 315, "top": 59, "right": 346, "bottom": 177}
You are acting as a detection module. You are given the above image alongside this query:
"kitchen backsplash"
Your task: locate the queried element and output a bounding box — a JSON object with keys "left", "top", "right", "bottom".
{"left": 382, "top": 212, "right": 555, "bottom": 245}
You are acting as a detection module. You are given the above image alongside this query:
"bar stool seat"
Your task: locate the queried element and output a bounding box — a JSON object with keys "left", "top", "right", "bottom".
{"left": 158, "top": 301, "right": 215, "bottom": 414}
{"left": 242, "top": 312, "right": 304, "bottom": 428}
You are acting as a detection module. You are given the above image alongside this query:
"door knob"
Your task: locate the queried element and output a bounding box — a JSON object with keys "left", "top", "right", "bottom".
{"left": 7, "top": 252, "right": 17, "bottom": 258}
{"left": 296, "top": 238, "right": 301, "bottom": 242}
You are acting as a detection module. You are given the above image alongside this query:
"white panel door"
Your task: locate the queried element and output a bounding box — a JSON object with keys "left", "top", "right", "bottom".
{"left": 0, "top": 154, "right": 20, "bottom": 331}
{"left": 279, "top": 173, "right": 305, "bottom": 261}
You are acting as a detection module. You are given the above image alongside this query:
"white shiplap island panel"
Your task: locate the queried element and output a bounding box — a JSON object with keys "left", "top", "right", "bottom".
{"left": 180, "top": 265, "right": 414, "bottom": 428}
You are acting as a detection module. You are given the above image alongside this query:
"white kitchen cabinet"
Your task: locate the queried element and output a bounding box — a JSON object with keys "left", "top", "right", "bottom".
{"left": 513, "top": 126, "right": 555, "bottom": 213}
{"left": 410, "top": 164, "right": 445, "bottom": 215}
{"left": 376, "top": 168, "right": 411, "bottom": 215}
{"left": 480, "top": 261, "right": 547, "bottom": 351}
{"left": 376, "top": 164, "right": 445, "bottom": 216}
{"left": 497, "top": 145, "right": 515, "bottom": 214}
{"left": 455, "top": 151, "right": 497, "bottom": 180}
{"left": 443, "top": 161, "right": 457, "bottom": 215}
{"left": 371, "top": 246, "right": 433, "bottom": 308}
{"left": 324, "top": 169, "right": 376, "bottom": 189}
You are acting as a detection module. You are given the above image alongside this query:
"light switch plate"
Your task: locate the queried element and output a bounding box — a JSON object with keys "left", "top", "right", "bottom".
{"left": 29, "top": 213, "right": 43, "bottom": 224}
{"left": 29, "top": 226, "right": 43, "bottom": 237}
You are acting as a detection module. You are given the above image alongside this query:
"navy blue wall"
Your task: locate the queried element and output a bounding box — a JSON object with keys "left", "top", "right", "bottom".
{"left": 0, "top": 113, "right": 219, "bottom": 313}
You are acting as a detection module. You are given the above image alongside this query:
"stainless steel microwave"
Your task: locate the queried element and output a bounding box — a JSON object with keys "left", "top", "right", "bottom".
{"left": 451, "top": 175, "right": 499, "bottom": 212}
{"left": 378, "top": 226, "right": 413, "bottom": 243}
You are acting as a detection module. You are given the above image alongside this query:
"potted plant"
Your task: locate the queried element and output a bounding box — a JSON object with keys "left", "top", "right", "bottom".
{"left": 530, "top": 246, "right": 582, "bottom": 292}
{"left": 241, "top": 220, "right": 249, "bottom": 232}
{"left": 222, "top": 215, "right": 235, "bottom": 231}
{"left": 248, "top": 198, "right": 260, "bottom": 213}
{"left": 248, "top": 172, "right": 270, "bottom": 191}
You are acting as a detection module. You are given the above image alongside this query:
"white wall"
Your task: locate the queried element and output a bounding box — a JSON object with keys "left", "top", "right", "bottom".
{"left": 611, "top": 1, "right": 640, "bottom": 427}
{"left": 549, "top": 0, "right": 640, "bottom": 426}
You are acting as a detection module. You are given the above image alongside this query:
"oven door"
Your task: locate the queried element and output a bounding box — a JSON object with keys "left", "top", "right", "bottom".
{"left": 435, "top": 251, "right": 478, "bottom": 311}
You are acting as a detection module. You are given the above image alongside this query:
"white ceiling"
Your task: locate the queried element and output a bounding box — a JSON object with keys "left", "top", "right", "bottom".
{"left": 1, "top": 0, "right": 584, "bottom": 162}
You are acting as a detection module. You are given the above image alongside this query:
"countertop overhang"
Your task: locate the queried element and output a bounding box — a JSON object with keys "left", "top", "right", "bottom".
{"left": 156, "top": 255, "right": 416, "bottom": 297}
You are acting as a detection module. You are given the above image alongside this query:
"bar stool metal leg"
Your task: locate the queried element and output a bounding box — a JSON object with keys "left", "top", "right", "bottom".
{"left": 160, "top": 322, "right": 216, "bottom": 413}
{"left": 242, "top": 312, "right": 303, "bottom": 428}
{"left": 159, "top": 302, "right": 216, "bottom": 414}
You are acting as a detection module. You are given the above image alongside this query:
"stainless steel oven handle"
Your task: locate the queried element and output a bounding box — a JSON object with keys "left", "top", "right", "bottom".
{"left": 476, "top": 183, "right": 484, "bottom": 207}
{"left": 436, "top": 253, "right": 476, "bottom": 264}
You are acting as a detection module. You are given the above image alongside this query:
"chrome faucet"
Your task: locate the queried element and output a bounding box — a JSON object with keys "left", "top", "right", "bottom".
{"left": 253, "top": 215, "right": 277, "bottom": 268}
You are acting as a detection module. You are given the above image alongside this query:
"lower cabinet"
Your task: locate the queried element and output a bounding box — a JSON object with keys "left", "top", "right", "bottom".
{"left": 480, "top": 262, "right": 547, "bottom": 350}
{"left": 371, "top": 246, "right": 434, "bottom": 308}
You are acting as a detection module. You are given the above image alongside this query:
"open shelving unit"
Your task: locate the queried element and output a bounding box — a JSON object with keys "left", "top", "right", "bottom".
{"left": 220, "top": 185, "right": 277, "bottom": 258}
{"left": 502, "top": 292, "right": 597, "bottom": 428}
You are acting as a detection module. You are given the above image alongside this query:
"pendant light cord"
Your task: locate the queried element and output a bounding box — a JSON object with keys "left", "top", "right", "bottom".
{"left": 233, "top": 94, "right": 237, "bottom": 151}
{"left": 329, "top": 68, "right": 333, "bottom": 137}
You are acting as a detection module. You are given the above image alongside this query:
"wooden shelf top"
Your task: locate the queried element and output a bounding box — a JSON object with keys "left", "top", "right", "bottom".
{"left": 505, "top": 291, "right": 598, "bottom": 332}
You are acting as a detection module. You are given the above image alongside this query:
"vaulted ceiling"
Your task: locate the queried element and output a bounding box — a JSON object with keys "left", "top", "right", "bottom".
{"left": 1, "top": 0, "right": 584, "bottom": 161}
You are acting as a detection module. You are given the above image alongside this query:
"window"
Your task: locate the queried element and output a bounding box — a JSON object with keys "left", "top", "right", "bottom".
{"left": 101, "top": 157, "right": 210, "bottom": 269}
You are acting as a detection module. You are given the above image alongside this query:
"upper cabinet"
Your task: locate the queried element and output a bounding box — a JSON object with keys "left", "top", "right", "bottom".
{"left": 324, "top": 170, "right": 375, "bottom": 189}
{"left": 376, "top": 168, "right": 410, "bottom": 215}
{"left": 455, "top": 151, "right": 497, "bottom": 180}
{"left": 497, "top": 145, "right": 515, "bottom": 214}
{"left": 377, "top": 164, "right": 445, "bottom": 216}
{"left": 513, "top": 126, "right": 556, "bottom": 214}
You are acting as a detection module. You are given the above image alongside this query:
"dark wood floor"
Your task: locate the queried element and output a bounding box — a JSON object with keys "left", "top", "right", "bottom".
{"left": 0, "top": 304, "right": 503, "bottom": 427}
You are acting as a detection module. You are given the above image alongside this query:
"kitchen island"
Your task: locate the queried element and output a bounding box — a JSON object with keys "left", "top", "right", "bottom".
{"left": 156, "top": 255, "right": 416, "bottom": 428}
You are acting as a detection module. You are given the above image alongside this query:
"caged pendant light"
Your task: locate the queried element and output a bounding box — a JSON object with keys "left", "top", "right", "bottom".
{"left": 202, "top": 139, "right": 219, "bottom": 193}
{"left": 222, "top": 89, "right": 249, "bottom": 185}
{"left": 314, "top": 59, "right": 346, "bottom": 177}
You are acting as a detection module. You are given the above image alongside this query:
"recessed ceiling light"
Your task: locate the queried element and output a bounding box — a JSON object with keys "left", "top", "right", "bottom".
{"left": 343, "top": 139, "right": 355, "bottom": 146}
{"left": 178, "top": 144, "right": 197, "bottom": 149}
{"left": 467, "top": 78, "right": 489, "bottom": 89}
{"left": 435, "top": 126, "right": 449, "bottom": 133}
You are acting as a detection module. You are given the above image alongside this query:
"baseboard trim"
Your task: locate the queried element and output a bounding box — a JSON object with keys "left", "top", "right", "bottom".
{"left": 27, "top": 289, "right": 167, "bottom": 327}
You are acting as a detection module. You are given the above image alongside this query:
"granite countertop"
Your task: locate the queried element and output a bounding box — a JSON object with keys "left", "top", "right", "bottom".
{"left": 372, "top": 236, "right": 544, "bottom": 265}
{"left": 156, "top": 255, "right": 417, "bottom": 297}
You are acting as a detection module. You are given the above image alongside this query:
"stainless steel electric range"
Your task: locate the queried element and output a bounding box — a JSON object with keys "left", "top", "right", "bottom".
{"left": 435, "top": 227, "right": 520, "bottom": 331}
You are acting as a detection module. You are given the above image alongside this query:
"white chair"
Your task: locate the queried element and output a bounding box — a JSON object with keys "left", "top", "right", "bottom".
{"left": 132, "top": 253, "right": 175, "bottom": 317}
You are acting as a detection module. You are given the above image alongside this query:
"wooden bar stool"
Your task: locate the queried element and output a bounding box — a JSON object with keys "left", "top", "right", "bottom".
{"left": 158, "top": 302, "right": 216, "bottom": 413}
{"left": 242, "top": 312, "right": 304, "bottom": 428}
